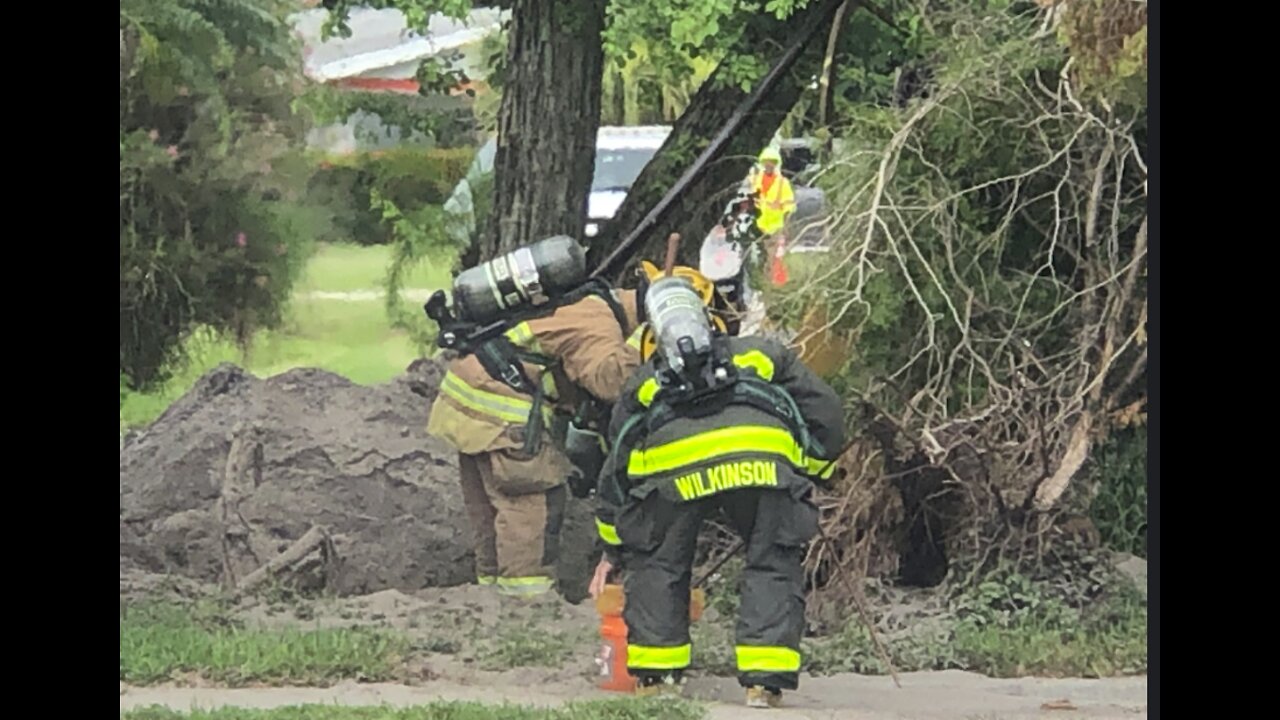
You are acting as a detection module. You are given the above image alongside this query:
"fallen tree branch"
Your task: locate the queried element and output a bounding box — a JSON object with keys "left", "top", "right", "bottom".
{"left": 815, "top": 524, "right": 902, "bottom": 688}
{"left": 1031, "top": 411, "right": 1093, "bottom": 511}
{"left": 230, "top": 526, "right": 335, "bottom": 598}
{"left": 218, "top": 421, "right": 265, "bottom": 590}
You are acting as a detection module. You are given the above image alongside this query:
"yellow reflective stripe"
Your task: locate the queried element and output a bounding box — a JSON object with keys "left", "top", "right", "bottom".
{"left": 504, "top": 321, "right": 535, "bottom": 346}
{"left": 736, "top": 645, "right": 801, "bottom": 673}
{"left": 637, "top": 377, "right": 660, "bottom": 407}
{"left": 628, "top": 644, "right": 691, "bottom": 670}
{"left": 732, "top": 350, "right": 775, "bottom": 381}
{"left": 807, "top": 457, "right": 836, "bottom": 480}
{"left": 496, "top": 576, "right": 553, "bottom": 596}
{"left": 441, "top": 372, "right": 536, "bottom": 424}
{"left": 628, "top": 426, "right": 806, "bottom": 477}
{"left": 596, "top": 518, "right": 622, "bottom": 546}
{"left": 477, "top": 575, "right": 496, "bottom": 586}
{"left": 501, "top": 322, "right": 558, "bottom": 399}
{"left": 498, "top": 576, "right": 552, "bottom": 586}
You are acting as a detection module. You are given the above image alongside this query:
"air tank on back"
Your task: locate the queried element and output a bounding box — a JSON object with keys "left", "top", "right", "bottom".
{"left": 645, "top": 275, "right": 713, "bottom": 374}
{"left": 451, "top": 235, "right": 587, "bottom": 325}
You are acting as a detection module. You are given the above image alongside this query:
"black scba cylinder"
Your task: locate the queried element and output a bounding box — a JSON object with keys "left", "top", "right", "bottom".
{"left": 452, "top": 235, "right": 587, "bottom": 325}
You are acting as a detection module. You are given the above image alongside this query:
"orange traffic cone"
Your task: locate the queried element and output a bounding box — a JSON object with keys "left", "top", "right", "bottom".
{"left": 769, "top": 236, "right": 789, "bottom": 286}
{"left": 593, "top": 584, "right": 707, "bottom": 693}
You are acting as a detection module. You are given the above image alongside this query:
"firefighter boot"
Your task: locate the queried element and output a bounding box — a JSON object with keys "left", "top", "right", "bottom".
{"left": 746, "top": 685, "right": 783, "bottom": 709}
{"left": 634, "top": 672, "right": 686, "bottom": 699}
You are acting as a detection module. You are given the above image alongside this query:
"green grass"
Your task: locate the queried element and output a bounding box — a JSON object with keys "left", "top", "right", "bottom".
{"left": 948, "top": 586, "right": 1148, "bottom": 678}
{"left": 120, "top": 603, "right": 407, "bottom": 686}
{"left": 688, "top": 568, "right": 1147, "bottom": 680}
{"left": 798, "top": 575, "right": 1148, "bottom": 679}
{"left": 477, "top": 625, "right": 580, "bottom": 671}
{"left": 296, "top": 243, "right": 451, "bottom": 294}
{"left": 120, "top": 243, "right": 454, "bottom": 431}
{"left": 122, "top": 699, "right": 705, "bottom": 720}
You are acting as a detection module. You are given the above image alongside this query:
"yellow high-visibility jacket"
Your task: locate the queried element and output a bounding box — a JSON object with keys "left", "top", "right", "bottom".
{"left": 752, "top": 170, "right": 796, "bottom": 236}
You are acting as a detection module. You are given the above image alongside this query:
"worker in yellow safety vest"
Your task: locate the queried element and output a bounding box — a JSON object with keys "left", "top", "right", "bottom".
{"left": 751, "top": 147, "right": 796, "bottom": 238}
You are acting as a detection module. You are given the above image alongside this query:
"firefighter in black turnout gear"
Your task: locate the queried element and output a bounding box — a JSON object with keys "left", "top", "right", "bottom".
{"left": 591, "top": 274, "right": 844, "bottom": 709}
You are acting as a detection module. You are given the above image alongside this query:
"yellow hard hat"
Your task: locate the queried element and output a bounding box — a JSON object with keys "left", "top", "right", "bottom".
{"left": 759, "top": 146, "right": 782, "bottom": 164}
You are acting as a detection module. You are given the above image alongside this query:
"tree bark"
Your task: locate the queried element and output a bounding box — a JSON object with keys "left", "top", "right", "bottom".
{"left": 471, "top": 0, "right": 606, "bottom": 265}
{"left": 584, "top": 0, "right": 844, "bottom": 276}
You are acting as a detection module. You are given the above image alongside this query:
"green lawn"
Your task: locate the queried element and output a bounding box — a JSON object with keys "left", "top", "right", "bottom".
{"left": 295, "top": 243, "right": 450, "bottom": 294}
{"left": 120, "top": 603, "right": 406, "bottom": 686}
{"left": 120, "top": 243, "right": 454, "bottom": 431}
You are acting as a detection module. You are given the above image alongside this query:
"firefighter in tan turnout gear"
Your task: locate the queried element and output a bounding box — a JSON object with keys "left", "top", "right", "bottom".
{"left": 591, "top": 272, "right": 844, "bottom": 708}
{"left": 425, "top": 236, "right": 644, "bottom": 598}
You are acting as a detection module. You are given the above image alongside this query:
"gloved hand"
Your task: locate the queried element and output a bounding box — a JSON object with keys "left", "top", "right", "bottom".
{"left": 567, "top": 469, "right": 595, "bottom": 499}
{"left": 588, "top": 557, "right": 614, "bottom": 599}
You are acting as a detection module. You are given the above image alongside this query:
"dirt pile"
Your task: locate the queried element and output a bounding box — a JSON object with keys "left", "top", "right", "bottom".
{"left": 119, "top": 360, "right": 479, "bottom": 596}
{"left": 120, "top": 360, "right": 602, "bottom": 599}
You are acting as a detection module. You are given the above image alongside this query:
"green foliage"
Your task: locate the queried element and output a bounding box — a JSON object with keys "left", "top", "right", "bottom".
{"left": 798, "top": 572, "right": 1146, "bottom": 677}
{"left": 691, "top": 568, "right": 1145, "bottom": 678}
{"left": 120, "top": 602, "right": 406, "bottom": 685}
{"left": 320, "top": 0, "right": 475, "bottom": 41}
{"left": 827, "top": 5, "right": 918, "bottom": 114}
{"left": 303, "top": 86, "right": 479, "bottom": 149}
{"left": 777, "top": 6, "right": 1144, "bottom": 412}
{"left": 123, "top": 698, "right": 705, "bottom": 720}
{"left": 315, "top": 0, "right": 489, "bottom": 110}
{"left": 762, "top": 4, "right": 1147, "bottom": 574}
{"left": 601, "top": 0, "right": 825, "bottom": 117}
{"left": 120, "top": 244, "right": 451, "bottom": 432}
{"left": 377, "top": 135, "right": 487, "bottom": 349}
{"left": 120, "top": 0, "right": 317, "bottom": 390}
{"left": 1088, "top": 426, "right": 1147, "bottom": 557}
{"left": 307, "top": 146, "right": 476, "bottom": 246}
{"left": 600, "top": 39, "right": 718, "bottom": 125}
{"left": 1058, "top": 0, "right": 1148, "bottom": 107}
{"left": 946, "top": 572, "right": 1147, "bottom": 677}
{"left": 375, "top": 191, "right": 464, "bottom": 351}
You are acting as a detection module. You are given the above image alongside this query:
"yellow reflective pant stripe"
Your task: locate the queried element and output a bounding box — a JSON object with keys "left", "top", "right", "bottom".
{"left": 440, "top": 372, "right": 553, "bottom": 426}
{"left": 496, "top": 576, "right": 553, "bottom": 596}
{"left": 732, "top": 350, "right": 775, "bottom": 381}
{"left": 628, "top": 425, "right": 807, "bottom": 477}
{"left": 735, "top": 645, "right": 801, "bottom": 673}
{"left": 596, "top": 518, "right": 622, "bottom": 546}
{"left": 477, "top": 575, "right": 496, "bottom": 586}
{"left": 628, "top": 644, "right": 692, "bottom": 670}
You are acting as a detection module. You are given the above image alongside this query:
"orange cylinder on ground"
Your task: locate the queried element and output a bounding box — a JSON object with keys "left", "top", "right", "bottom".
{"left": 769, "top": 236, "right": 790, "bottom": 286}
{"left": 593, "top": 584, "right": 708, "bottom": 693}
{"left": 595, "top": 584, "right": 636, "bottom": 692}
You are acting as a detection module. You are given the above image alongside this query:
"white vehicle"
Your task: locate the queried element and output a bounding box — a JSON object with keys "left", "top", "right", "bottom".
{"left": 443, "top": 125, "right": 672, "bottom": 244}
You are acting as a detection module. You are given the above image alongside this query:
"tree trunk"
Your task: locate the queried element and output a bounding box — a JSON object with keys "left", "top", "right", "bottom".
{"left": 584, "top": 0, "right": 842, "bottom": 276}
{"left": 470, "top": 0, "right": 606, "bottom": 265}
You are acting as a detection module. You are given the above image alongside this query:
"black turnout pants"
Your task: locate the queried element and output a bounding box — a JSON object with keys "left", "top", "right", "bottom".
{"left": 616, "top": 486, "right": 818, "bottom": 690}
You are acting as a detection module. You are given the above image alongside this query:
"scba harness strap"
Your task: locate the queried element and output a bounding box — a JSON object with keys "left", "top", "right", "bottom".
{"left": 603, "top": 372, "right": 829, "bottom": 507}
{"left": 464, "top": 278, "right": 632, "bottom": 455}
